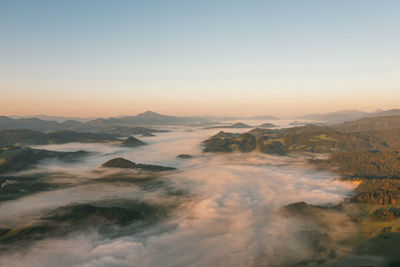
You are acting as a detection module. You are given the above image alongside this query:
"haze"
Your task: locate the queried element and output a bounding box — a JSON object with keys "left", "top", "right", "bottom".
{"left": 1, "top": 0, "right": 400, "bottom": 117}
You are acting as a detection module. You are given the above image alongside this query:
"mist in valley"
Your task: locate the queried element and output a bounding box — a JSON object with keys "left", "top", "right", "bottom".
{"left": 0, "top": 123, "right": 358, "bottom": 266}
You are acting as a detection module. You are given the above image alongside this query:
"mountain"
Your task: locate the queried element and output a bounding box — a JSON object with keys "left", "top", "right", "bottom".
{"left": 120, "top": 136, "right": 147, "bottom": 147}
{"left": 297, "top": 109, "right": 400, "bottom": 124}
{"left": 87, "top": 126, "right": 168, "bottom": 135}
{"left": 0, "top": 201, "right": 169, "bottom": 243}
{"left": 89, "top": 111, "right": 280, "bottom": 127}
{"left": 0, "top": 115, "right": 169, "bottom": 134}
{"left": 317, "top": 149, "right": 400, "bottom": 179}
{"left": 245, "top": 115, "right": 280, "bottom": 120}
{"left": 333, "top": 116, "right": 400, "bottom": 132}
{"left": 229, "top": 122, "right": 252, "bottom": 128}
{"left": 102, "top": 158, "right": 176, "bottom": 171}
{"left": 91, "top": 111, "right": 210, "bottom": 126}
{"left": 0, "top": 111, "right": 280, "bottom": 131}
{"left": 0, "top": 116, "right": 78, "bottom": 132}
{"left": 136, "top": 111, "right": 172, "bottom": 121}
{"left": 9, "top": 115, "right": 94, "bottom": 122}
{"left": 0, "top": 146, "right": 89, "bottom": 174}
{"left": 205, "top": 122, "right": 253, "bottom": 129}
{"left": 202, "top": 124, "right": 392, "bottom": 154}
{"left": 198, "top": 115, "right": 280, "bottom": 121}
{"left": 0, "top": 129, "right": 119, "bottom": 147}
{"left": 0, "top": 116, "right": 108, "bottom": 132}
{"left": 297, "top": 110, "right": 369, "bottom": 124}
{"left": 259, "top": 123, "right": 278, "bottom": 128}
{"left": 371, "top": 109, "right": 400, "bottom": 117}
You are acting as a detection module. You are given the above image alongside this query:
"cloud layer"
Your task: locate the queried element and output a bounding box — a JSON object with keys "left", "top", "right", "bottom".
{"left": 0, "top": 125, "right": 357, "bottom": 266}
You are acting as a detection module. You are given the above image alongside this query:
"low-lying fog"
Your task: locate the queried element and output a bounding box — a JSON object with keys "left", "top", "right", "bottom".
{"left": 0, "top": 121, "right": 356, "bottom": 267}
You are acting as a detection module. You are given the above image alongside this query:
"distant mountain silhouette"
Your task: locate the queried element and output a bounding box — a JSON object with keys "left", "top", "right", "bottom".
{"left": 297, "top": 110, "right": 369, "bottom": 124}
{"left": 259, "top": 123, "right": 278, "bottom": 128}
{"left": 333, "top": 115, "right": 400, "bottom": 132}
{"left": 86, "top": 111, "right": 211, "bottom": 126}
{"left": 0, "top": 115, "right": 169, "bottom": 134}
{"left": 0, "top": 129, "right": 119, "bottom": 147}
{"left": 0, "top": 111, "right": 283, "bottom": 132}
{"left": 371, "top": 109, "right": 400, "bottom": 117}
{"left": 298, "top": 109, "right": 400, "bottom": 124}
{"left": 246, "top": 115, "right": 279, "bottom": 120}
{"left": 205, "top": 122, "right": 253, "bottom": 129}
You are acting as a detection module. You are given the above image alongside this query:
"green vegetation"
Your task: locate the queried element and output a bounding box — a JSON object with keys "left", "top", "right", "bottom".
{"left": 312, "top": 150, "right": 400, "bottom": 179}
{"left": 100, "top": 126, "right": 168, "bottom": 135}
{"left": 350, "top": 179, "right": 400, "bottom": 205}
{"left": 283, "top": 201, "right": 400, "bottom": 266}
{"left": 333, "top": 115, "right": 400, "bottom": 132}
{"left": 257, "top": 136, "right": 288, "bottom": 155}
{"left": 0, "top": 129, "right": 119, "bottom": 147}
{"left": 0, "top": 146, "right": 89, "bottom": 174}
{"left": 142, "top": 132, "right": 155, "bottom": 137}
{"left": 0, "top": 173, "right": 64, "bottom": 202}
{"left": 370, "top": 207, "right": 400, "bottom": 221}
{"left": 0, "top": 201, "right": 173, "bottom": 243}
{"left": 120, "top": 136, "right": 147, "bottom": 147}
{"left": 0, "top": 129, "right": 151, "bottom": 150}
{"left": 281, "top": 201, "right": 357, "bottom": 265}
{"left": 202, "top": 117, "right": 400, "bottom": 264}
{"left": 102, "top": 157, "right": 176, "bottom": 171}
{"left": 177, "top": 154, "right": 192, "bottom": 159}
{"left": 48, "top": 202, "right": 166, "bottom": 224}
{"left": 310, "top": 133, "right": 337, "bottom": 142}
{"left": 202, "top": 132, "right": 256, "bottom": 153}
{"left": 202, "top": 124, "right": 390, "bottom": 154}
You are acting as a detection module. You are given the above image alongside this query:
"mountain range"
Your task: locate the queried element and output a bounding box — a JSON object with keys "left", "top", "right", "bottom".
{"left": 2, "top": 109, "right": 400, "bottom": 133}
{"left": 298, "top": 109, "right": 400, "bottom": 124}
{"left": 0, "top": 111, "right": 280, "bottom": 132}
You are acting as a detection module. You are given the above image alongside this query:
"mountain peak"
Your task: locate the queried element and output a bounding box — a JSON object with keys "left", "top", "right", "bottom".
{"left": 135, "top": 111, "right": 171, "bottom": 120}
{"left": 138, "top": 111, "right": 160, "bottom": 116}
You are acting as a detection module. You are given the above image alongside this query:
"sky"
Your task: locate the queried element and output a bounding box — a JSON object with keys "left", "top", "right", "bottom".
{"left": 1, "top": 0, "right": 399, "bottom": 117}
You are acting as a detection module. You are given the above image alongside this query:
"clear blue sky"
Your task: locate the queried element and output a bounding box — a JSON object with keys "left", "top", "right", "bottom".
{"left": 1, "top": 0, "right": 399, "bottom": 116}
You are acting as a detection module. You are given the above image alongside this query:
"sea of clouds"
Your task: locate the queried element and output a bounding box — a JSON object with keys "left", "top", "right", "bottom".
{"left": 0, "top": 122, "right": 357, "bottom": 266}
